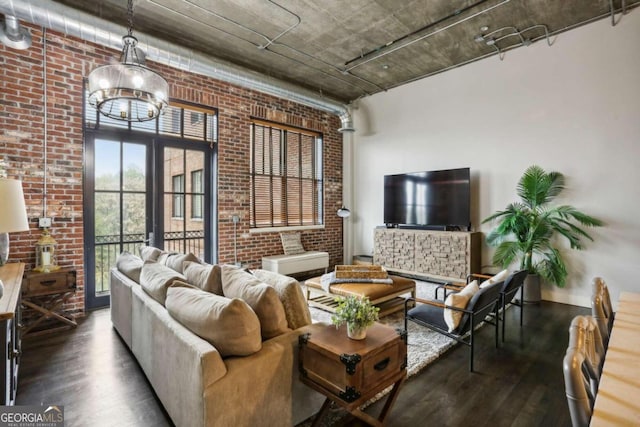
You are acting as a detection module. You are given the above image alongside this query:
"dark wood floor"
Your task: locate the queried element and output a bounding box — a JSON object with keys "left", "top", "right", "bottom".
{"left": 17, "top": 301, "right": 587, "bottom": 426}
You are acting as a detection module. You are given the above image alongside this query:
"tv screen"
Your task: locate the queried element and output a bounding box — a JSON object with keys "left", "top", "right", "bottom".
{"left": 383, "top": 168, "right": 470, "bottom": 228}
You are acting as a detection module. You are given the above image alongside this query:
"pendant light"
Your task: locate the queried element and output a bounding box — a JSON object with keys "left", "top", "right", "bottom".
{"left": 87, "top": 0, "right": 169, "bottom": 122}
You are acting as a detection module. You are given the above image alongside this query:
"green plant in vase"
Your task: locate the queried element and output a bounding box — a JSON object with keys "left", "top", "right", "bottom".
{"left": 483, "top": 165, "right": 603, "bottom": 300}
{"left": 331, "top": 295, "right": 379, "bottom": 340}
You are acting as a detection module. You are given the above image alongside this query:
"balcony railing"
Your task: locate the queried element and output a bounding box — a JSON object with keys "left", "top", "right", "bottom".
{"left": 94, "top": 231, "right": 205, "bottom": 294}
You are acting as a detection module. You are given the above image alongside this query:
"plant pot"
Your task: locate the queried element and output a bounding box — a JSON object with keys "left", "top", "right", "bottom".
{"left": 523, "top": 274, "right": 541, "bottom": 304}
{"left": 347, "top": 323, "right": 367, "bottom": 340}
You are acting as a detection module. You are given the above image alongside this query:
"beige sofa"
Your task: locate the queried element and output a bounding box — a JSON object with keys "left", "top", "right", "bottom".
{"left": 110, "top": 249, "right": 325, "bottom": 427}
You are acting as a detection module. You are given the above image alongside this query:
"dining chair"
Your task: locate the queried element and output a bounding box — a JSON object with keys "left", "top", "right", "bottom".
{"left": 591, "top": 277, "right": 614, "bottom": 347}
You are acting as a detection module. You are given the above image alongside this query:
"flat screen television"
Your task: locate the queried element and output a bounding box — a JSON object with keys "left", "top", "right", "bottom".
{"left": 383, "top": 167, "right": 470, "bottom": 229}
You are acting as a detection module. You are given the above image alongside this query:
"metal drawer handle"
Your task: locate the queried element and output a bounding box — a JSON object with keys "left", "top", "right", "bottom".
{"left": 374, "top": 357, "right": 390, "bottom": 371}
{"left": 40, "top": 280, "right": 56, "bottom": 286}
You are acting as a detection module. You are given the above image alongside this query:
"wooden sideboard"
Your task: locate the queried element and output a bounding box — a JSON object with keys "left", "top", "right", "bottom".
{"left": 373, "top": 228, "right": 481, "bottom": 282}
{"left": 0, "top": 262, "right": 25, "bottom": 405}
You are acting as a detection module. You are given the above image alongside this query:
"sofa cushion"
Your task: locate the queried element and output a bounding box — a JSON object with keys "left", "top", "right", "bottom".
{"left": 139, "top": 246, "right": 162, "bottom": 262}
{"left": 140, "top": 261, "right": 186, "bottom": 305}
{"left": 157, "top": 251, "right": 178, "bottom": 266}
{"left": 165, "top": 252, "right": 200, "bottom": 274}
{"left": 116, "top": 251, "right": 144, "bottom": 283}
{"left": 280, "top": 232, "right": 305, "bottom": 255}
{"left": 166, "top": 282, "right": 262, "bottom": 357}
{"left": 221, "top": 265, "right": 291, "bottom": 339}
{"left": 444, "top": 280, "right": 479, "bottom": 332}
{"left": 250, "top": 269, "right": 312, "bottom": 329}
{"left": 183, "top": 261, "right": 223, "bottom": 295}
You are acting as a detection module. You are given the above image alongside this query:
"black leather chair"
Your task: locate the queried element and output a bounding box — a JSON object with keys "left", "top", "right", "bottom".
{"left": 435, "top": 270, "right": 528, "bottom": 343}
{"left": 404, "top": 280, "right": 502, "bottom": 372}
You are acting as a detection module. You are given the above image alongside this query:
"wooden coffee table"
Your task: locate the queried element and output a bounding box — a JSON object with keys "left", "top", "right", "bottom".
{"left": 304, "top": 275, "right": 416, "bottom": 317}
{"left": 299, "top": 322, "right": 407, "bottom": 426}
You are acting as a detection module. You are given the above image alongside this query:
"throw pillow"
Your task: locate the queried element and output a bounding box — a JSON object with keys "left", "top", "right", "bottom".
{"left": 183, "top": 261, "right": 223, "bottom": 295}
{"left": 443, "top": 280, "right": 479, "bottom": 332}
{"left": 280, "top": 232, "right": 305, "bottom": 255}
{"left": 250, "top": 269, "right": 312, "bottom": 329}
{"left": 116, "top": 251, "right": 144, "bottom": 283}
{"left": 166, "top": 281, "right": 262, "bottom": 357}
{"left": 139, "top": 246, "right": 162, "bottom": 262}
{"left": 140, "top": 261, "right": 186, "bottom": 305}
{"left": 164, "top": 252, "right": 200, "bottom": 274}
{"left": 479, "top": 269, "right": 509, "bottom": 289}
{"left": 221, "top": 265, "right": 291, "bottom": 340}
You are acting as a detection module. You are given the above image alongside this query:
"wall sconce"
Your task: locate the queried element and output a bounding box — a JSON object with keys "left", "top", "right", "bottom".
{"left": 337, "top": 206, "right": 351, "bottom": 218}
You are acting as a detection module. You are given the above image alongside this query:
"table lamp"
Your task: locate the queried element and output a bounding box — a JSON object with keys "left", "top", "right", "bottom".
{"left": 0, "top": 178, "right": 30, "bottom": 266}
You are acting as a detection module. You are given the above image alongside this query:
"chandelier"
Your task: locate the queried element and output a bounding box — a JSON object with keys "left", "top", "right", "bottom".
{"left": 87, "top": 0, "right": 169, "bottom": 122}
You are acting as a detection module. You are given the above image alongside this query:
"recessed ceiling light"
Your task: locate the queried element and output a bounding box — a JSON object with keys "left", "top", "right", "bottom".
{"left": 480, "top": 25, "right": 489, "bottom": 32}
{"left": 382, "top": 64, "right": 390, "bottom": 70}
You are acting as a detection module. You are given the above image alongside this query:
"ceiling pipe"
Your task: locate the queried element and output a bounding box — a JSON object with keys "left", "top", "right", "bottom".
{"left": 0, "top": 15, "right": 32, "bottom": 49}
{"left": 0, "top": 0, "right": 354, "bottom": 132}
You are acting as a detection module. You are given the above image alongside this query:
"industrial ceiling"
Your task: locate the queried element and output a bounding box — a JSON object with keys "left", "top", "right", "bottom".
{"left": 9, "top": 0, "right": 640, "bottom": 103}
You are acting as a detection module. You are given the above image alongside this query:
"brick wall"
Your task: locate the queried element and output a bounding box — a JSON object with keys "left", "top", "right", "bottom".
{"left": 0, "top": 26, "right": 344, "bottom": 314}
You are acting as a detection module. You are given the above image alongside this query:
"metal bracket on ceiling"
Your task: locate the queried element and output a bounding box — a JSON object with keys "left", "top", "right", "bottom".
{"left": 609, "top": 0, "right": 628, "bottom": 26}
{"left": 475, "top": 24, "right": 554, "bottom": 61}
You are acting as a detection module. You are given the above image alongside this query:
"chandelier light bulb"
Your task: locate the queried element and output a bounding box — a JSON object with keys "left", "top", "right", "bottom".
{"left": 132, "top": 74, "right": 144, "bottom": 88}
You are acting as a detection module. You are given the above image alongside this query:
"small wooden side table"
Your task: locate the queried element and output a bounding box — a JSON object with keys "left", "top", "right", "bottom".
{"left": 299, "top": 322, "right": 407, "bottom": 426}
{"left": 21, "top": 267, "right": 77, "bottom": 337}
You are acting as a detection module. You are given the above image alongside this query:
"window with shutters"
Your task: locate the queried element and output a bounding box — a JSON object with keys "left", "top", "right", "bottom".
{"left": 250, "top": 120, "right": 323, "bottom": 229}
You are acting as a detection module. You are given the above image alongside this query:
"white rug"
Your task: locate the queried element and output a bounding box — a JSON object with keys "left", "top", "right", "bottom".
{"left": 308, "top": 280, "right": 456, "bottom": 378}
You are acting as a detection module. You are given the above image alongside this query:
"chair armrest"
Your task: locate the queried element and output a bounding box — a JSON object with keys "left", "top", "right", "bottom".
{"left": 405, "top": 296, "right": 468, "bottom": 312}
{"left": 434, "top": 282, "right": 465, "bottom": 300}
{"left": 467, "top": 273, "right": 492, "bottom": 283}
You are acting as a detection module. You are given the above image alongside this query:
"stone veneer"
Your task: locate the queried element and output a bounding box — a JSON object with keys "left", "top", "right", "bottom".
{"left": 373, "top": 228, "right": 481, "bottom": 281}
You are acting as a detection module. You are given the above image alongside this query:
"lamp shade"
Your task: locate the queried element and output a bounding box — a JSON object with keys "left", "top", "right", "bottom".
{"left": 0, "top": 178, "right": 29, "bottom": 233}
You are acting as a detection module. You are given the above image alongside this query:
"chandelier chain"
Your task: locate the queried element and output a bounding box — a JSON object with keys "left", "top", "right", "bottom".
{"left": 127, "top": 0, "right": 134, "bottom": 37}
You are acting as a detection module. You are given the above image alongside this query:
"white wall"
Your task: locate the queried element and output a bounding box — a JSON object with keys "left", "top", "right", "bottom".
{"left": 350, "top": 12, "right": 640, "bottom": 308}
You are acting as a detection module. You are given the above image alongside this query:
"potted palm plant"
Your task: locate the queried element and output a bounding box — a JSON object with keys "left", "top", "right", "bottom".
{"left": 483, "top": 165, "right": 603, "bottom": 302}
{"left": 331, "top": 295, "right": 379, "bottom": 340}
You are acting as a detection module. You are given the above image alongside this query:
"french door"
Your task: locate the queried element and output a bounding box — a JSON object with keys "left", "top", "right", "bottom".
{"left": 83, "top": 133, "right": 214, "bottom": 309}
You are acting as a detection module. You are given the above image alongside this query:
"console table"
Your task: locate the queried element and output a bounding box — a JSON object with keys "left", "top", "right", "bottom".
{"left": 373, "top": 228, "right": 481, "bottom": 282}
{"left": 0, "top": 262, "right": 24, "bottom": 405}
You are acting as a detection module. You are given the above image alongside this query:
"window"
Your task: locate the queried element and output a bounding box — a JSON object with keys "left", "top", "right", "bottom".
{"left": 191, "top": 169, "right": 203, "bottom": 219}
{"left": 250, "top": 120, "right": 323, "bottom": 228}
{"left": 172, "top": 174, "right": 184, "bottom": 218}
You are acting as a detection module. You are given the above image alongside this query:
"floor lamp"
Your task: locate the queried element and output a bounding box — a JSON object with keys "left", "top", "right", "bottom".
{"left": 0, "top": 178, "right": 30, "bottom": 266}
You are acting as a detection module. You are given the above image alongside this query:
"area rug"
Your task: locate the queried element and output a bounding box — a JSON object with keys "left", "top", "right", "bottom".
{"left": 296, "top": 280, "right": 457, "bottom": 427}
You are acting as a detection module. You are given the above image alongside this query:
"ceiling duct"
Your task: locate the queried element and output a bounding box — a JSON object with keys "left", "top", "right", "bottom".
{"left": 0, "top": 15, "right": 32, "bottom": 49}
{"left": 0, "top": 0, "right": 354, "bottom": 132}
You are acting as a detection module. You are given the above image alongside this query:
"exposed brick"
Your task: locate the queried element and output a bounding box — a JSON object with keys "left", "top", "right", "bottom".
{"left": 0, "top": 24, "right": 344, "bottom": 314}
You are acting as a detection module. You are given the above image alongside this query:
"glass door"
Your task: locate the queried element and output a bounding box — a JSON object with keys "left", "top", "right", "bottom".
{"left": 154, "top": 142, "right": 210, "bottom": 261}
{"left": 84, "top": 136, "right": 151, "bottom": 309}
